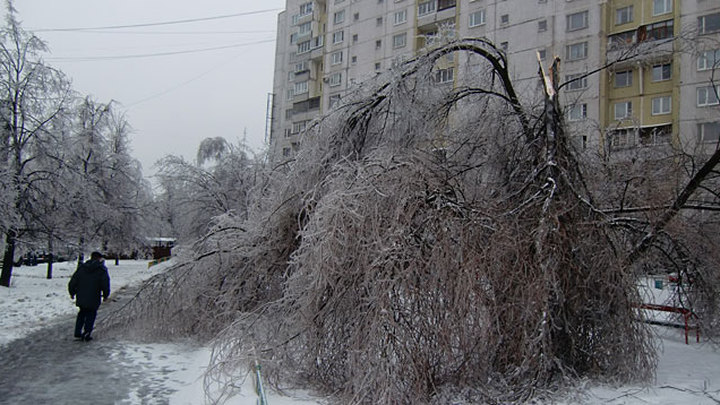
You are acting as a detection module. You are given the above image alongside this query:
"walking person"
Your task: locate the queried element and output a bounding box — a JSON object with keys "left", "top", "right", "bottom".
{"left": 68, "top": 251, "right": 110, "bottom": 341}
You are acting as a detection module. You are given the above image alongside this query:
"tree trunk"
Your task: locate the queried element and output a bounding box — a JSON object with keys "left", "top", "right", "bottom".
{"left": 46, "top": 236, "right": 54, "bottom": 279}
{"left": 77, "top": 236, "right": 85, "bottom": 266}
{"left": 1, "top": 230, "right": 17, "bottom": 287}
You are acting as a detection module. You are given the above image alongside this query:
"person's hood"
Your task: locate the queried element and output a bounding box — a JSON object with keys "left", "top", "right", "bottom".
{"left": 84, "top": 260, "right": 105, "bottom": 272}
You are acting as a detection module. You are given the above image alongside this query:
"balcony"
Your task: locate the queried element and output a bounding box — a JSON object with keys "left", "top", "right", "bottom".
{"left": 607, "top": 19, "right": 674, "bottom": 65}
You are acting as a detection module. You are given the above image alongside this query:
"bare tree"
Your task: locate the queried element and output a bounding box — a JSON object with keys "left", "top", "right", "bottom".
{"left": 106, "top": 35, "right": 720, "bottom": 403}
{"left": 0, "top": 1, "right": 73, "bottom": 286}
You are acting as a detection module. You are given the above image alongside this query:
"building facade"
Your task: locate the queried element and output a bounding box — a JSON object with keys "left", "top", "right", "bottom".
{"left": 269, "top": 0, "right": 720, "bottom": 161}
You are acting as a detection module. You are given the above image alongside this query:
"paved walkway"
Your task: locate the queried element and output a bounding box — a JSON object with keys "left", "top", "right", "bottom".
{"left": 0, "top": 285, "right": 178, "bottom": 405}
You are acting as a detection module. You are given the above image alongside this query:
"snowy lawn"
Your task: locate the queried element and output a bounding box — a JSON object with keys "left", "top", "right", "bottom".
{"left": 1, "top": 261, "right": 718, "bottom": 404}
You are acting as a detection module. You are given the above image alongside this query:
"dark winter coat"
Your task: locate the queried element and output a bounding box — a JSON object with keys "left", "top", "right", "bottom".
{"left": 68, "top": 259, "right": 110, "bottom": 309}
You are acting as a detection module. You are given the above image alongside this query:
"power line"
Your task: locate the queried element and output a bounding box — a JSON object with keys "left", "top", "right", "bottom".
{"left": 46, "top": 29, "right": 276, "bottom": 36}
{"left": 45, "top": 39, "right": 275, "bottom": 62}
{"left": 33, "top": 8, "right": 281, "bottom": 32}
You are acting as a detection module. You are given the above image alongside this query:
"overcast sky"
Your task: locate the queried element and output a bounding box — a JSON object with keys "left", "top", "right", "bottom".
{"left": 8, "top": 0, "right": 286, "bottom": 177}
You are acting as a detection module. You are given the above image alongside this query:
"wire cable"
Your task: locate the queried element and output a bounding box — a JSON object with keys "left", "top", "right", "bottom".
{"left": 45, "top": 39, "right": 275, "bottom": 62}
{"left": 33, "top": 8, "right": 281, "bottom": 32}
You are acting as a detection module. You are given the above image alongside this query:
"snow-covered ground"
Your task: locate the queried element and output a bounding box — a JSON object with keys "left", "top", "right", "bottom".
{"left": 1, "top": 261, "right": 718, "bottom": 404}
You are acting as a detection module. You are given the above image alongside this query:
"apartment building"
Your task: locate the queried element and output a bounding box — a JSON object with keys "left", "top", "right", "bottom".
{"left": 269, "top": 0, "right": 720, "bottom": 161}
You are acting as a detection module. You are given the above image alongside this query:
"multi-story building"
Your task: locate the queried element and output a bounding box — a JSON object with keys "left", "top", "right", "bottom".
{"left": 269, "top": 0, "right": 720, "bottom": 161}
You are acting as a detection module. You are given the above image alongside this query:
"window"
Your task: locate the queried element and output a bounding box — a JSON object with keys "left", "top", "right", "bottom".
{"left": 334, "top": 10, "right": 345, "bottom": 25}
{"left": 640, "top": 125, "right": 671, "bottom": 146}
{"left": 567, "top": 103, "right": 587, "bottom": 121}
{"left": 652, "top": 96, "right": 671, "bottom": 115}
{"left": 332, "top": 30, "right": 345, "bottom": 44}
{"left": 376, "top": 17, "right": 383, "bottom": 26}
{"left": 286, "top": 89, "right": 294, "bottom": 101}
{"left": 538, "top": 19, "right": 547, "bottom": 32}
{"left": 698, "top": 122, "right": 720, "bottom": 143}
{"left": 611, "top": 129, "right": 635, "bottom": 149}
{"left": 393, "top": 32, "right": 407, "bottom": 48}
{"left": 298, "top": 22, "right": 312, "bottom": 36}
{"left": 652, "top": 0, "right": 672, "bottom": 16}
{"left": 566, "top": 11, "right": 588, "bottom": 31}
{"left": 294, "top": 61, "right": 309, "bottom": 73}
{"left": 652, "top": 63, "right": 671, "bottom": 81}
{"left": 616, "top": 6, "right": 633, "bottom": 25}
{"left": 331, "top": 51, "right": 343, "bottom": 65}
{"left": 282, "top": 147, "right": 291, "bottom": 157}
{"left": 329, "top": 94, "right": 341, "bottom": 108}
{"left": 438, "top": 0, "right": 456, "bottom": 11}
{"left": 299, "top": 2, "right": 313, "bottom": 16}
{"left": 469, "top": 10, "right": 486, "bottom": 27}
{"left": 294, "top": 81, "right": 308, "bottom": 95}
{"left": 375, "top": 62, "right": 381, "bottom": 71}
{"left": 608, "top": 31, "right": 636, "bottom": 49}
{"left": 697, "top": 86, "right": 720, "bottom": 107}
{"left": 352, "top": 34, "right": 358, "bottom": 43}
{"left": 434, "top": 67, "right": 454, "bottom": 83}
{"left": 297, "top": 40, "right": 311, "bottom": 54}
{"left": 614, "top": 70, "right": 632, "bottom": 87}
{"left": 566, "top": 42, "right": 588, "bottom": 61}
{"left": 500, "top": 41, "right": 508, "bottom": 52}
{"left": 394, "top": 10, "right": 408, "bottom": 25}
{"left": 565, "top": 74, "right": 587, "bottom": 91}
{"left": 351, "top": 55, "right": 357, "bottom": 64}
{"left": 376, "top": 39, "right": 382, "bottom": 49}
{"left": 418, "top": 1, "right": 436, "bottom": 16}
{"left": 698, "top": 50, "right": 720, "bottom": 71}
{"left": 291, "top": 121, "right": 307, "bottom": 134}
{"left": 290, "top": 33, "right": 298, "bottom": 44}
{"left": 500, "top": 14, "right": 509, "bottom": 25}
{"left": 699, "top": 13, "right": 720, "bottom": 35}
{"left": 329, "top": 72, "right": 342, "bottom": 87}
{"left": 644, "top": 20, "right": 674, "bottom": 42}
{"left": 538, "top": 49, "right": 547, "bottom": 61}
{"left": 354, "top": 12, "right": 360, "bottom": 22}
{"left": 614, "top": 101, "right": 632, "bottom": 120}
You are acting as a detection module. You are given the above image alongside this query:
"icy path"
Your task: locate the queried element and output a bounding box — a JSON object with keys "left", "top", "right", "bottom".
{"left": 0, "top": 281, "right": 199, "bottom": 404}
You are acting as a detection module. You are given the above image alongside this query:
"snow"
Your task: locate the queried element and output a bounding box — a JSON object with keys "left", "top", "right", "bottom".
{"left": 1, "top": 260, "right": 719, "bottom": 404}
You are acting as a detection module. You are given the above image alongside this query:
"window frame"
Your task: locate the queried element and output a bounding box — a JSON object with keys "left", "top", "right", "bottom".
{"left": 614, "top": 70, "right": 633, "bottom": 88}
{"left": 330, "top": 51, "right": 343, "bottom": 65}
{"left": 328, "top": 72, "right": 342, "bottom": 87}
{"left": 614, "top": 101, "right": 633, "bottom": 120}
{"left": 565, "top": 73, "right": 588, "bottom": 91}
{"left": 392, "top": 32, "right": 407, "bottom": 49}
{"left": 567, "top": 103, "right": 588, "bottom": 121}
{"left": 616, "top": 5, "right": 633, "bottom": 25}
{"left": 566, "top": 41, "right": 588, "bottom": 61}
{"left": 698, "top": 122, "right": 720, "bottom": 143}
{"left": 651, "top": 95, "right": 671, "bottom": 115}
{"left": 566, "top": 10, "right": 589, "bottom": 32}
{"left": 698, "top": 50, "right": 720, "bottom": 71}
{"left": 294, "top": 80, "right": 309, "bottom": 95}
{"left": 418, "top": 0, "right": 437, "bottom": 16}
{"left": 651, "top": 63, "right": 671, "bottom": 81}
{"left": 334, "top": 9, "right": 346, "bottom": 25}
{"left": 652, "top": 0, "right": 672, "bottom": 16}
{"left": 394, "top": 9, "right": 408, "bottom": 25}
{"left": 699, "top": 13, "right": 720, "bottom": 35}
{"left": 697, "top": 86, "right": 720, "bottom": 107}
{"left": 469, "top": 10, "right": 486, "bottom": 27}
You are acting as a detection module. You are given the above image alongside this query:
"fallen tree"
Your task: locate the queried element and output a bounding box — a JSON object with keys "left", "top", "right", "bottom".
{"left": 106, "top": 39, "right": 720, "bottom": 404}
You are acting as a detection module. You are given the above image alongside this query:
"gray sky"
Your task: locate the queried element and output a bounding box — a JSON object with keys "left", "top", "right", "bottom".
{"left": 9, "top": 1, "right": 286, "bottom": 176}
